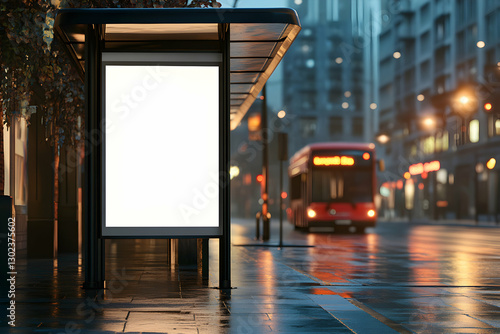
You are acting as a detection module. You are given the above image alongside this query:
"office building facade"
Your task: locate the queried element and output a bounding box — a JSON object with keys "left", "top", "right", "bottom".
{"left": 378, "top": 0, "right": 500, "bottom": 220}
{"left": 283, "top": 0, "right": 380, "bottom": 155}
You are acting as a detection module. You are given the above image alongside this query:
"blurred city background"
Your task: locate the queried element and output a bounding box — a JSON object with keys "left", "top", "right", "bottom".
{"left": 230, "top": 0, "right": 500, "bottom": 227}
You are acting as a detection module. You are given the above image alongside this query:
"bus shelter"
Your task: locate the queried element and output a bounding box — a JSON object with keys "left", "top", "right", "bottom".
{"left": 54, "top": 8, "right": 300, "bottom": 289}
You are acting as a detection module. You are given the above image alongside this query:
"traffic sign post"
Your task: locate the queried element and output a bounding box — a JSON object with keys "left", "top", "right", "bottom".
{"left": 278, "top": 132, "right": 288, "bottom": 248}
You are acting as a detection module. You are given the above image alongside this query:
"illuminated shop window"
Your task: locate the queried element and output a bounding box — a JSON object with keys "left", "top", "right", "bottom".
{"left": 422, "top": 136, "right": 435, "bottom": 155}
{"left": 469, "top": 119, "right": 479, "bottom": 143}
{"left": 495, "top": 119, "right": 500, "bottom": 136}
{"left": 435, "top": 131, "right": 449, "bottom": 152}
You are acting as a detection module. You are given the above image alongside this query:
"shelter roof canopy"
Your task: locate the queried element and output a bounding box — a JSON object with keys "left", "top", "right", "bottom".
{"left": 54, "top": 8, "right": 301, "bottom": 130}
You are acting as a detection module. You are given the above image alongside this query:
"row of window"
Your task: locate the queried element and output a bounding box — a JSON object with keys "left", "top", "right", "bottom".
{"left": 456, "top": 0, "right": 477, "bottom": 27}
{"left": 286, "top": 91, "right": 365, "bottom": 112}
{"left": 404, "top": 117, "right": 500, "bottom": 159}
{"left": 299, "top": 116, "right": 364, "bottom": 138}
{"left": 390, "top": 9, "right": 499, "bottom": 67}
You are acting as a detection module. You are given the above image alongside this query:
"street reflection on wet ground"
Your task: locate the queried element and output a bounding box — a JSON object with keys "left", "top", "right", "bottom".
{"left": 266, "top": 221, "right": 500, "bottom": 333}
{"left": 2, "top": 219, "right": 500, "bottom": 333}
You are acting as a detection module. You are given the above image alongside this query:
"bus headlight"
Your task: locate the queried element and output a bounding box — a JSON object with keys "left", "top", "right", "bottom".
{"left": 367, "top": 209, "right": 376, "bottom": 218}
{"left": 307, "top": 209, "right": 317, "bottom": 218}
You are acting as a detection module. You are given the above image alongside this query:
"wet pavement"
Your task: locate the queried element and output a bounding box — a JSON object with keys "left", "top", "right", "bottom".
{"left": 1, "top": 218, "right": 500, "bottom": 333}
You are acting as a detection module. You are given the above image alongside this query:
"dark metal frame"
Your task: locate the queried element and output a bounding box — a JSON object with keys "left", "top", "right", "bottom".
{"left": 82, "top": 23, "right": 231, "bottom": 289}
{"left": 220, "top": 23, "right": 231, "bottom": 289}
{"left": 56, "top": 8, "right": 300, "bottom": 291}
{"left": 100, "top": 54, "right": 223, "bottom": 238}
{"left": 83, "top": 24, "right": 105, "bottom": 289}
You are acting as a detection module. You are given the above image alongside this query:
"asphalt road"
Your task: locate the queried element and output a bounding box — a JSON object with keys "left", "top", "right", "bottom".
{"left": 231, "top": 218, "right": 500, "bottom": 332}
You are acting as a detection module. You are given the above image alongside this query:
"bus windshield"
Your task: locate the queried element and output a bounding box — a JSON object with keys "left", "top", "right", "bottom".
{"left": 312, "top": 167, "right": 373, "bottom": 203}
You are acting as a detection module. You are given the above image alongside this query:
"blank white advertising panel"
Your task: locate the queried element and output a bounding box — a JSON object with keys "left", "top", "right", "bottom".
{"left": 102, "top": 53, "right": 221, "bottom": 236}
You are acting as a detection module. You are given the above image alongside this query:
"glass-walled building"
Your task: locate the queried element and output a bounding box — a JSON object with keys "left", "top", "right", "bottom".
{"left": 283, "top": 0, "right": 381, "bottom": 155}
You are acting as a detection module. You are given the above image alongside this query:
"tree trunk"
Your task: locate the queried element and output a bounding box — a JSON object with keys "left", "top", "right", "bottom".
{"left": 53, "top": 130, "right": 59, "bottom": 258}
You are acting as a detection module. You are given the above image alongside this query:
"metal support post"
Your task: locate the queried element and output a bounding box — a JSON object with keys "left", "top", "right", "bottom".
{"left": 475, "top": 152, "right": 479, "bottom": 223}
{"left": 461, "top": 116, "right": 467, "bottom": 146}
{"left": 279, "top": 158, "right": 283, "bottom": 248}
{"left": 278, "top": 133, "right": 287, "bottom": 248}
{"left": 496, "top": 170, "right": 500, "bottom": 224}
{"left": 219, "top": 23, "right": 231, "bottom": 289}
{"left": 83, "top": 24, "right": 105, "bottom": 289}
{"left": 261, "top": 85, "right": 270, "bottom": 241}
{"left": 202, "top": 238, "right": 209, "bottom": 280}
{"left": 166, "top": 239, "right": 171, "bottom": 265}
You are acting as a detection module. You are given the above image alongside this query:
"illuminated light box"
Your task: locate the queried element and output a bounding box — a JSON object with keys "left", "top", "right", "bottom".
{"left": 408, "top": 160, "right": 440, "bottom": 175}
{"left": 313, "top": 156, "right": 355, "bottom": 166}
{"left": 102, "top": 53, "right": 222, "bottom": 237}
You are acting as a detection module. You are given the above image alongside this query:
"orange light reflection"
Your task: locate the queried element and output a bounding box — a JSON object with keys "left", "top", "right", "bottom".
{"left": 256, "top": 250, "right": 276, "bottom": 310}
{"left": 305, "top": 233, "right": 379, "bottom": 286}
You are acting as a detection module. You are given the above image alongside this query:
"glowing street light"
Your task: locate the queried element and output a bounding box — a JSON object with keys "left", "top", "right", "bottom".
{"left": 422, "top": 116, "right": 436, "bottom": 129}
{"left": 487, "top": 158, "right": 496, "bottom": 170}
{"left": 450, "top": 85, "right": 478, "bottom": 146}
{"left": 230, "top": 166, "right": 240, "bottom": 180}
{"left": 452, "top": 87, "right": 477, "bottom": 117}
{"left": 376, "top": 133, "right": 390, "bottom": 144}
{"left": 459, "top": 96, "right": 469, "bottom": 104}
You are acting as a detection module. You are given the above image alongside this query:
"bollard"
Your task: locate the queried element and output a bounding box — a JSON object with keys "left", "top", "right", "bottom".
{"left": 255, "top": 211, "right": 261, "bottom": 240}
{"left": 263, "top": 213, "right": 271, "bottom": 241}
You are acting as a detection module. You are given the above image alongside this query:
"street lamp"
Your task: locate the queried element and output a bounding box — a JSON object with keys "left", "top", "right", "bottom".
{"left": 421, "top": 116, "right": 436, "bottom": 129}
{"left": 376, "top": 133, "right": 390, "bottom": 144}
{"left": 452, "top": 87, "right": 477, "bottom": 117}
{"left": 451, "top": 86, "right": 478, "bottom": 145}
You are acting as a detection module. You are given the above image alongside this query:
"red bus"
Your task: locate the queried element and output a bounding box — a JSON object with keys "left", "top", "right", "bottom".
{"left": 288, "top": 142, "right": 381, "bottom": 233}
